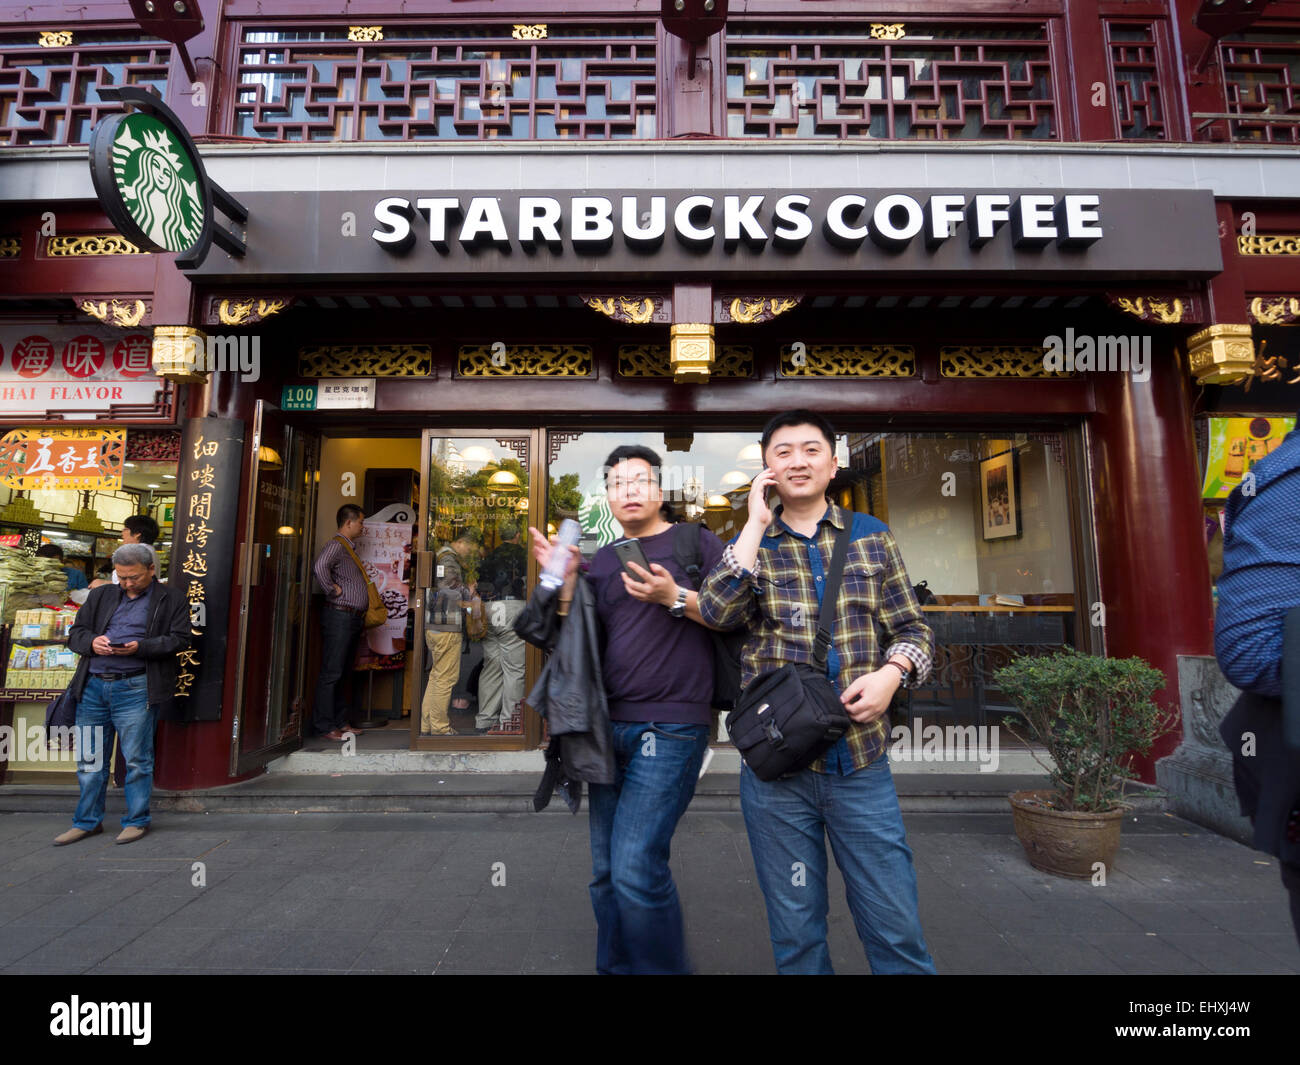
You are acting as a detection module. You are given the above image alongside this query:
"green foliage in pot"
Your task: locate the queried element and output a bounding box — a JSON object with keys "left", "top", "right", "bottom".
{"left": 994, "top": 647, "right": 1173, "bottom": 813}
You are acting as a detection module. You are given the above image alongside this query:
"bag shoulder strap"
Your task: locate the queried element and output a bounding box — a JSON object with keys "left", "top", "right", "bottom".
{"left": 334, "top": 534, "right": 373, "bottom": 586}
{"left": 812, "top": 521, "right": 853, "bottom": 670}
{"left": 672, "top": 521, "right": 704, "bottom": 590}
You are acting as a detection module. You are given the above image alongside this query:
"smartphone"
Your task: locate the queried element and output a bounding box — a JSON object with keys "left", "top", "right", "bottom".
{"left": 612, "top": 537, "right": 652, "bottom": 582}
{"left": 109, "top": 642, "right": 129, "bottom": 649}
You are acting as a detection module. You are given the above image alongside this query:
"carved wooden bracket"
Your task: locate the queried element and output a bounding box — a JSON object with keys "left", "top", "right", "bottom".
{"left": 202, "top": 296, "right": 294, "bottom": 327}
{"left": 716, "top": 295, "right": 804, "bottom": 324}
{"left": 581, "top": 295, "right": 671, "bottom": 324}
{"left": 77, "top": 297, "right": 151, "bottom": 329}
{"left": 1105, "top": 293, "right": 1205, "bottom": 325}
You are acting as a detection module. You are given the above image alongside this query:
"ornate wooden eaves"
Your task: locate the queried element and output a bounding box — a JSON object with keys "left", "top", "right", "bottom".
{"left": 300, "top": 344, "right": 433, "bottom": 377}
{"left": 78, "top": 298, "right": 150, "bottom": 328}
{"left": 1107, "top": 293, "right": 1204, "bottom": 325}
{"left": 203, "top": 296, "right": 294, "bottom": 327}
{"left": 1250, "top": 297, "right": 1300, "bottom": 325}
{"left": 581, "top": 295, "right": 669, "bottom": 325}
{"left": 717, "top": 295, "right": 804, "bottom": 325}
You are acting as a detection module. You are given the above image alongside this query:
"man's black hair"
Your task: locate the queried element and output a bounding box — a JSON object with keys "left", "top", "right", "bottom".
{"left": 336, "top": 504, "right": 363, "bottom": 528}
{"left": 35, "top": 543, "right": 63, "bottom": 561}
{"left": 602, "top": 445, "right": 663, "bottom": 486}
{"left": 760, "top": 409, "right": 838, "bottom": 453}
{"left": 124, "top": 514, "right": 159, "bottom": 544}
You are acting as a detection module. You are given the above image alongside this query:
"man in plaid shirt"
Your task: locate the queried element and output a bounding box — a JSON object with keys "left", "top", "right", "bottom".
{"left": 699, "top": 409, "right": 936, "bottom": 974}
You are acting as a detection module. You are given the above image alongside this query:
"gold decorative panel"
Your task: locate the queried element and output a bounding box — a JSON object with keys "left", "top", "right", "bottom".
{"left": 79, "top": 299, "right": 148, "bottom": 328}
{"left": 152, "top": 326, "right": 209, "bottom": 383}
{"left": 217, "top": 298, "right": 291, "bottom": 326}
{"left": 0, "top": 236, "right": 19, "bottom": 258}
{"left": 940, "top": 346, "right": 1074, "bottom": 378}
{"left": 38, "top": 31, "right": 72, "bottom": 47}
{"left": 47, "top": 234, "right": 144, "bottom": 256}
{"left": 780, "top": 345, "right": 915, "bottom": 377}
{"left": 458, "top": 344, "right": 592, "bottom": 377}
{"left": 870, "top": 23, "right": 906, "bottom": 39}
{"left": 618, "top": 345, "right": 753, "bottom": 378}
{"left": 1114, "top": 296, "right": 1185, "bottom": 323}
{"left": 1239, "top": 235, "right": 1300, "bottom": 255}
{"left": 1250, "top": 296, "right": 1300, "bottom": 325}
{"left": 583, "top": 296, "right": 664, "bottom": 324}
{"left": 512, "top": 24, "right": 548, "bottom": 40}
{"left": 348, "top": 26, "right": 383, "bottom": 42}
{"left": 725, "top": 296, "right": 801, "bottom": 324}
{"left": 298, "top": 345, "right": 432, "bottom": 377}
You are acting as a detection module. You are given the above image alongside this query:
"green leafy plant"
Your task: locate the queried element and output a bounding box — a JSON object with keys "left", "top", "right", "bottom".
{"left": 993, "top": 647, "right": 1173, "bottom": 813}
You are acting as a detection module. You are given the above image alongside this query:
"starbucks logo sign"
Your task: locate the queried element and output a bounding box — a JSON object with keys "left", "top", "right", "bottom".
{"left": 109, "top": 113, "right": 205, "bottom": 253}
{"left": 89, "top": 87, "right": 246, "bottom": 269}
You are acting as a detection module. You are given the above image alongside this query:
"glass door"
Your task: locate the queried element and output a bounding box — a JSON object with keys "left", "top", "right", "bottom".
{"left": 229, "top": 400, "right": 321, "bottom": 775}
{"left": 410, "top": 430, "right": 541, "bottom": 748}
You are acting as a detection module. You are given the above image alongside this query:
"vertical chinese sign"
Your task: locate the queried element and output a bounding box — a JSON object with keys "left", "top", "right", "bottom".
{"left": 170, "top": 417, "right": 244, "bottom": 721}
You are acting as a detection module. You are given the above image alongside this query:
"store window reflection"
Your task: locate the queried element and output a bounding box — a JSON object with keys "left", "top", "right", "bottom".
{"left": 420, "top": 438, "right": 529, "bottom": 737}
{"left": 549, "top": 429, "right": 1084, "bottom": 735}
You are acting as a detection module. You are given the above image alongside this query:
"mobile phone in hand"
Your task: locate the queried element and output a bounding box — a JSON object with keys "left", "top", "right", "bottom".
{"left": 612, "top": 538, "right": 652, "bottom": 582}
{"left": 109, "top": 642, "right": 129, "bottom": 649}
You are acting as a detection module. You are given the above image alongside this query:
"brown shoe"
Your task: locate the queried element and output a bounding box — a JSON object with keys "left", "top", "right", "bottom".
{"left": 321, "top": 729, "right": 347, "bottom": 740}
{"left": 115, "top": 825, "right": 149, "bottom": 845}
{"left": 340, "top": 725, "right": 362, "bottom": 736}
{"left": 53, "top": 825, "right": 103, "bottom": 847}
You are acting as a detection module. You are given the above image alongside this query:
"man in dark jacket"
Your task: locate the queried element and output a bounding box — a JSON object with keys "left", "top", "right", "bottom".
{"left": 54, "top": 543, "right": 190, "bottom": 846}
{"left": 527, "top": 444, "right": 724, "bottom": 975}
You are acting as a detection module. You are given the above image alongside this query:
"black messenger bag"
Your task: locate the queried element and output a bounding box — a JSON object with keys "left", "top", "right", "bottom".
{"left": 725, "top": 523, "right": 854, "bottom": 781}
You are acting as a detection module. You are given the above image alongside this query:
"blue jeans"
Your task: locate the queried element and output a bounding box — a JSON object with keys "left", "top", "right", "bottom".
{"left": 588, "top": 721, "right": 710, "bottom": 974}
{"left": 313, "top": 605, "right": 365, "bottom": 734}
{"left": 740, "top": 754, "right": 935, "bottom": 974}
{"left": 72, "top": 673, "right": 156, "bottom": 831}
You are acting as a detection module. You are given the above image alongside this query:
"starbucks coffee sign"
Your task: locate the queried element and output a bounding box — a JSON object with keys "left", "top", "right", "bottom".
{"left": 89, "top": 87, "right": 247, "bottom": 269}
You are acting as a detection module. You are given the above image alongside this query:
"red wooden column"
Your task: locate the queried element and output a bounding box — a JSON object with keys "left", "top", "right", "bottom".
{"left": 1087, "top": 341, "right": 1215, "bottom": 781}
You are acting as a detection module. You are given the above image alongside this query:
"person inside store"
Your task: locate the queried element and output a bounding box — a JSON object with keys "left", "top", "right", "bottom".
{"left": 310, "top": 505, "right": 370, "bottom": 741}
{"left": 472, "top": 521, "right": 528, "bottom": 735}
{"left": 1216, "top": 410, "right": 1300, "bottom": 946}
{"left": 698, "top": 409, "right": 936, "bottom": 974}
{"left": 53, "top": 542, "right": 190, "bottom": 846}
{"left": 36, "top": 542, "right": 87, "bottom": 591}
{"left": 89, "top": 515, "right": 161, "bottom": 590}
{"left": 422, "top": 527, "right": 482, "bottom": 736}
{"left": 528, "top": 445, "right": 724, "bottom": 974}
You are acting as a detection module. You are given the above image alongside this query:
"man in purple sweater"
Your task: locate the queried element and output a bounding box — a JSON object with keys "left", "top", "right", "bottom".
{"left": 531, "top": 445, "right": 723, "bottom": 974}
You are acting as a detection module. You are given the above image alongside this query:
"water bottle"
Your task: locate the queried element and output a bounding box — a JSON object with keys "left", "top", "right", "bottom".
{"left": 540, "top": 519, "right": 581, "bottom": 589}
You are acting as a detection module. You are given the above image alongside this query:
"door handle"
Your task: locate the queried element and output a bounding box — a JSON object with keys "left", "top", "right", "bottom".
{"left": 416, "top": 550, "right": 434, "bottom": 589}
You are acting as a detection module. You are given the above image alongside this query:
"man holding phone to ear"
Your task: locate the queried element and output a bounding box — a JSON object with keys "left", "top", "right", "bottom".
{"left": 528, "top": 444, "right": 723, "bottom": 974}
{"left": 698, "top": 409, "right": 936, "bottom": 974}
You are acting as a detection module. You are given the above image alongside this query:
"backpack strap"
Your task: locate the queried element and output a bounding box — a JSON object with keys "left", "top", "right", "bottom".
{"left": 812, "top": 522, "right": 853, "bottom": 672}
{"left": 672, "top": 520, "right": 704, "bottom": 590}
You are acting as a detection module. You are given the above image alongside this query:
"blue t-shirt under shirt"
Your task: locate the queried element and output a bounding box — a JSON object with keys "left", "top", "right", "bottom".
{"left": 585, "top": 523, "right": 725, "bottom": 726}
{"left": 89, "top": 582, "right": 155, "bottom": 674}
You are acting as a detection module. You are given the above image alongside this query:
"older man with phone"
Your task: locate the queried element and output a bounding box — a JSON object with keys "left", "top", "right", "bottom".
{"left": 54, "top": 543, "right": 190, "bottom": 847}
{"left": 529, "top": 443, "right": 724, "bottom": 974}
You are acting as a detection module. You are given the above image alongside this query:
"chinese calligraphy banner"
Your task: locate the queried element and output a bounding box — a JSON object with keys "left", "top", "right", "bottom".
{"left": 0, "top": 325, "right": 170, "bottom": 421}
{"left": 0, "top": 427, "right": 126, "bottom": 489}
{"left": 1202, "top": 415, "right": 1296, "bottom": 499}
{"left": 170, "top": 417, "right": 244, "bottom": 722}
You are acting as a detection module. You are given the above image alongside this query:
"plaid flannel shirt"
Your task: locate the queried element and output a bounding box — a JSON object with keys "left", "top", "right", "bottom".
{"left": 698, "top": 502, "right": 934, "bottom": 773}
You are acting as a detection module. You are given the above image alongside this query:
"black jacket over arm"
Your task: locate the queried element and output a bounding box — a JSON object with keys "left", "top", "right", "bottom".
{"left": 68, "top": 580, "right": 191, "bottom": 720}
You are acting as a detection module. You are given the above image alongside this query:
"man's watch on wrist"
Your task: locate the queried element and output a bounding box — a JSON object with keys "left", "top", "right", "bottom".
{"left": 668, "top": 587, "right": 688, "bottom": 618}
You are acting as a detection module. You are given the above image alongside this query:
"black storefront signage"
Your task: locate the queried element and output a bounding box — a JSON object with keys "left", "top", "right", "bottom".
{"left": 170, "top": 417, "right": 243, "bottom": 722}
{"left": 188, "top": 187, "right": 1220, "bottom": 280}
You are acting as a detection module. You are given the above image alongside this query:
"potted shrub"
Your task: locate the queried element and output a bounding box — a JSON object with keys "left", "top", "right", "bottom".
{"left": 994, "top": 647, "right": 1173, "bottom": 879}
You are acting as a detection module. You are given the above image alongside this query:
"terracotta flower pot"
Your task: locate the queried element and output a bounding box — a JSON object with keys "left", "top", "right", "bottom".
{"left": 1008, "top": 789, "right": 1126, "bottom": 879}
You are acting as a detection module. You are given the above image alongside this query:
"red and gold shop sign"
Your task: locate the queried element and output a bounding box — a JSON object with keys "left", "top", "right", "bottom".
{"left": 0, "top": 325, "right": 172, "bottom": 422}
{"left": 0, "top": 427, "right": 126, "bottom": 489}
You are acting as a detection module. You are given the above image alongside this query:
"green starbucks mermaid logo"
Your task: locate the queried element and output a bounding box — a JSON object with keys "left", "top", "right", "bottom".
{"left": 109, "top": 113, "right": 205, "bottom": 254}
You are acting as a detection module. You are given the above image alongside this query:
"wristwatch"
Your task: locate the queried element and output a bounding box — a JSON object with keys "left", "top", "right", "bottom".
{"left": 668, "top": 587, "right": 688, "bottom": 618}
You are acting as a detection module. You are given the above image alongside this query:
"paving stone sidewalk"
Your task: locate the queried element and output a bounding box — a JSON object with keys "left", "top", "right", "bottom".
{"left": 1, "top": 808, "right": 1297, "bottom": 974}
